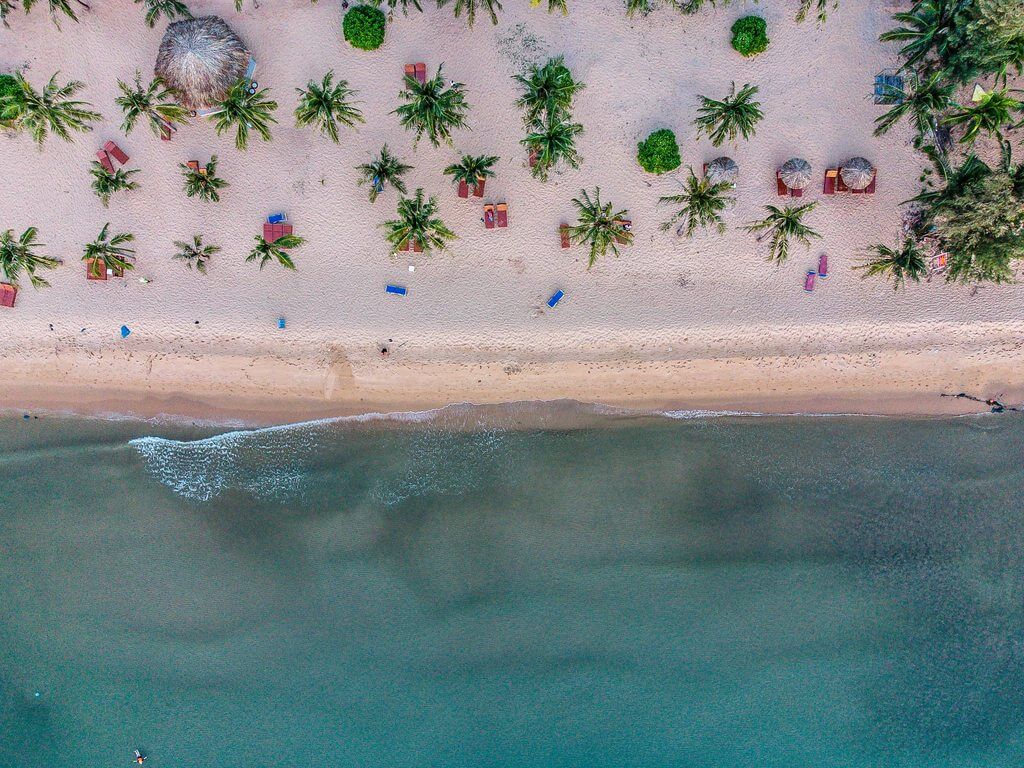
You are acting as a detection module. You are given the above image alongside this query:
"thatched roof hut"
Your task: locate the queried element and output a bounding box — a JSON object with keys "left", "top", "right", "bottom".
{"left": 841, "top": 157, "right": 875, "bottom": 190}
{"left": 780, "top": 158, "right": 811, "bottom": 190}
{"left": 706, "top": 156, "right": 738, "bottom": 185}
{"left": 155, "top": 16, "right": 250, "bottom": 110}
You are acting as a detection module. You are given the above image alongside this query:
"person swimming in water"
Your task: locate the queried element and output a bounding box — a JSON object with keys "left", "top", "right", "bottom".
{"left": 133, "top": 749, "right": 146, "bottom": 764}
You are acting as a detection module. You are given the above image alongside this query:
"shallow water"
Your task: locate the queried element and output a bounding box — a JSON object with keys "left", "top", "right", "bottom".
{"left": 1, "top": 407, "right": 1022, "bottom": 767}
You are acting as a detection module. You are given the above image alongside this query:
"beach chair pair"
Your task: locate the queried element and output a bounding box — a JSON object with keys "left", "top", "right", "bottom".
{"left": 0, "top": 282, "right": 16, "bottom": 308}
{"left": 263, "top": 213, "right": 293, "bottom": 243}
{"left": 484, "top": 203, "right": 508, "bottom": 229}
{"left": 96, "top": 141, "right": 129, "bottom": 174}
{"left": 397, "top": 240, "right": 423, "bottom": 253}
{"left": 776, "top": 170, "right": 804, "bottom": 198}
{"left": 403, "top": 63, "right": 427, "bottom": 86}
{"left": 85, "top": 258, "right": 124, "bottom": 281}
{"left": 456, "top": 179, "right": 486, "bottom": 199}
{"left": 823, "top": 169, "right": 877, "bottom": 195}
{"left": 804, "top": 255, "right": 829, "bottom": 292}
{"left": 186, "top": 160, "right": 208, "bottom": 176}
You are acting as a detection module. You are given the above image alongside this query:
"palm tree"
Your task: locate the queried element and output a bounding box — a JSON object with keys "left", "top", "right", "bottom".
{"left": 89, "top": 162, "right": 140, "bottom": 208}
{"left": 742, "top": 202, "right": 821, "bottom": 264}
{"left": 436, "top": 0, "right": 502, "bottom": 26}
{"left": 393, "top": 64, "right": 470, "bottom": 147}
{"left": 294, "top": 72, "right": 364, "bottom": 144}
{"left": 0, "top": 72, "right": 100, "bottom": 146}
{"left": 443, "top": 153, "right": 499, "bottom": 193}
{"left": 382, "top": 189, "right": 457, "bottom": 253}
{"left": 521, "top": 114, "right": 583, "bottom": 182}
{"left": 211, "top": 80, "right": 278, "bottom": 151}
{"left": 82, "top": 223, "right": 135, "bottom": 278}
{"left": 943, "top": 89, "right": 1024, "bottom": 144}
{"left": 855, "top": 239, "right": 928, "bottom": 290}
{"left": 247, "top": 234, "right": 305, "bottom": 271}
{"left": 378, "top": 0, "right": 424, "bottom": 15}
{"left": 115, "top": 71, "right": 190, "bottom": 137}
{"left": 907, "top": 153, "right": 990, "bottom": 214}
{"left": 134, "top": 0, "right": 191, "bottom": 27}
{"left": 694, "top": 82, "right": 763, "bottom": 147}
{"left": 567, "top": 187, "right": 632, "bottom": 268}
{"left": 530, "top": 0, "right": 568, "bottom": 14}
{"left": 9, "top": 0, "right": 90, "bottom": 27}
{"left": 796, "top": 0, "right": 837, "bottom": 23}
{"left": 659, "top": 170, "right": 736, "bottom": 237}
{"left": 873, "top": 70, "right": 956, "bottom": 139}
{"left": 0, "top": 227, "right": 58, "bottom": 288}
{"left": 357, "top": 145, "right": 413, "bottom": 203}
{"left": 172, "top": 235, "right": 220, "bottom": 275}
{"left": 878, "top": 0, "right": 961, "bottom": 68}
{"left": 514, "top": 56, "right": 584, "bottom": 125}
{"left": 180, "top": 155, "right": 228, "bottom": 202}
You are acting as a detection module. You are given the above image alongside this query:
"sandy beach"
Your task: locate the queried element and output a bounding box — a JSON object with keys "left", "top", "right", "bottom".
{"left": 1, "top": 0, "right": 1023, "bottom": 424}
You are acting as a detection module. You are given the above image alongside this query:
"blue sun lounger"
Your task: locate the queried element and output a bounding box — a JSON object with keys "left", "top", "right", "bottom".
{"left": 386, "top": 284, "right": 407, "bottom": 296}
{"left": 268, "top": 212, "right": 286, "bottom": 224}
{"left": 873, "top": 72, "right": 904, "bottom": 104}
{"left": 547, "top": 290, "right": 564, "bottom": 308}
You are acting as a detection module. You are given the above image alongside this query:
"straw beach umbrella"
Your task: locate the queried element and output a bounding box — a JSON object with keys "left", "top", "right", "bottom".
{"left": 780, "top": 158, "right": 812, "bottom": 190}
{"left": 155, "top": 16, "right": 250, "bottom": 111}
{"left": 706, "top": 156, "right": 739, "bottom": 185}
{"left": 841, "top": 156, "right": 875, "bottom": 190}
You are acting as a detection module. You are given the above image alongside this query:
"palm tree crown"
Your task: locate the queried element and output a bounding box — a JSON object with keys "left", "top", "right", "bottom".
{"left": 855, "top": 239, "right": 929, "bottom": 290}
{"left": 879, "top": 0, "right": 961, "bottom": 69}
{"left": 181, "top": 155, "right": 228, "bottom": 203}
{"left": 873, "top": 70, "right": 956, "bottom": 138}
{"left": 437, "top": 0, "right": 502, "bottom": 27}
{"left": 357, "top": 145, "right": 413, "bottom": 203}
{"left": 115, "top": 71, "right": 190, "bottom": 137}
{"left": 294, "top": 71, "right": 364, "bottom": 144}
{"left": 0, "top": 227, "right": 58, "bottom": 288}
{"left": 443, "top": 154, "right": 499, "bottom": 187}
{"left": 521, "top": 113, "right": 583, "bottom": 182}
{"left": 211, "top": 80, "right": 278, "bottom": 151}
{"left": 82, "top": 223, "right": 135, "bottom": 278}
{"left": 247, "top": 234, "right": 305, "bottom": 271}
{"left": 89, "top": 162, "right": 140, "bottom": 208}
{"left": 659, "top": 169, "right": 736, "bottom": 237}
{"left": 134, "top": 0, "right": 191, "bottom": 28}
{"left": 382, "top": 188, "right": 457, "bottom": 253}
{"left": 743, "top": 202, "right": 821, "bottom": 263}
{"left": 0, "top": 72, "right": 100, "bottom": 146}
{"left": 173, "top": 234, "right": 220, "bottom": 275}
{"left": 514, "top": 56, "right": 584, "bottom": 125}
{"left": 694, "top": 82, "right": 763, "bottom": 147}
{"left": 567, "top": 187, "right": 632, "bottom": 268}
{"left": 393, "top": 64, "right": 470, "bottom": 147}
{"left": 943, "top": 88, "right": 1023, "bottom": 144}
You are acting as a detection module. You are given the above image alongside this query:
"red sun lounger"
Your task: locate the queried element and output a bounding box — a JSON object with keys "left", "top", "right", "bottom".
{"left": 262, "top": 223, "right": 294, "bottom": 243}
{"left": 823, "top": 170, "right": 837, "bottom": 195}
{"left": 95, "top": 150, "right": 115, "bottom": 174}
{"left": 473, "top": 179, "right": 486, "bottom": 197}
{"left": 186, "top": 160, "right": 201, "bottom": 172}
{"left": 0, "top": 283, "right": 16, "bottom": 308}
{"left": 104, "top": 141, "right": 129, "bottom": 165}
{"left": 457, "top": 180, "right": 469, "bottom": 199}
{"left": 776, "top": 170, "right": 788, "bottom": 197}
{"left": 484, "top": 204, "right": 495, "bottom": 229}
{"left": 496, "top": 203, "right": 508, "bottom": 228}
{"left": 403, "top": 64, "right": 416, "bottom": 83}
{"left": 413, "top": 240, "right": 423, "bottom": 253}
{"left": 528, "top": 148, "right": 538, "bottom": 168}
{"left": 560, "top": 225, "right": 571, "bottom": 249}
{"left": 415, "top": 63, "right": 427, "bottom": 85}
{"left": 864, "top": 175, "right": 877, "bottom": 194}
{"left": 818, "top": 253, "right": 828, "bottom": 278}
{"left": 804, "top": 269, "right": 816, "bottom": 292}
{"left": 791, "top": 186, "right": 803, "bottom": 198}
{"left": 398, "top": 240, "right": 411, "bottom": 252}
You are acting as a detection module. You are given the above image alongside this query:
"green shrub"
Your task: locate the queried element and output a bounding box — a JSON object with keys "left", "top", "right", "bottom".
{"left": 0, "top": 74, "right": 18, "bottom": 102}
{"left": 731, "top": 16, "right": 769, "bottom": 57}
{"left": 0, "top": 74, "right": 20, "bottom": 125}
{"left": 343, "top": 5, "right": 386, "bottom": 51}
{"left": 637, "top": 129, "right": 681, "bottom": 174}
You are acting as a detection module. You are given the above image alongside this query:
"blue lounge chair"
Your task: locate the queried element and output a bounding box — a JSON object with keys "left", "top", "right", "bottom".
{"left": 244, "top": 57, "right": 257, "bottom": 82}
{"left": 277, "top": 317, "right": 286, "bottom": 329}
{"left": 386, "top": 284, "right": 407, "bottom": 296}
{"left": 547, "top": 290, "right": 564, "bottom": 308}
{"left": 268, "top": 212, "right": 286, "bottom": 224}
{"left": 873, "top": 72, "right": 904, "bottom": 104}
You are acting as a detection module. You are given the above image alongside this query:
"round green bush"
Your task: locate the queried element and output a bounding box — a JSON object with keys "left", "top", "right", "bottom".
{"left": 343, "top": 5, "right": 386, "bottom": 51}
{"left": 731, "top": 16, "right": 769, "bottom": 57}
{"left": 637, "top": 129, "right": 681, "bottom": 175}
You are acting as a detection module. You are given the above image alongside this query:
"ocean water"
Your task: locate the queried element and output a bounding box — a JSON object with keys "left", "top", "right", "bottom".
{"left": 1, "top": 405, "right": 1023, "bottom": 768}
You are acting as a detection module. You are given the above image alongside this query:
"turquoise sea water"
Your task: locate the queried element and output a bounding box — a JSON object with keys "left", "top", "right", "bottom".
{"left": 1, "top": 405, "right": 1023, "bottom": 767}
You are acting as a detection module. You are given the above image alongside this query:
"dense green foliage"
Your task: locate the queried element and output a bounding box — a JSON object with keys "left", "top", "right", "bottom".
{"left": 731, "top": 16, "right": 768, "bottom": 57}
{"left": 343, "top": 5, "right": 387, "bottom": 51}
{"left": 115, "top": 72, "right": 190, "bottom": 137}
{"left": 0, "top": 74, "right": 18, "bottom": 104}
{"left": 181, "top": 156, "right": 228, "bottom": 203}
{"left": 636, "top": 129, "right": 681, "bottom": 174}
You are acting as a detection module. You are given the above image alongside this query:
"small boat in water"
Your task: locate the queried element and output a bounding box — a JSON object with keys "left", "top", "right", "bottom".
{"left": 133, "top": 749, "right": 146, "bottom": 764}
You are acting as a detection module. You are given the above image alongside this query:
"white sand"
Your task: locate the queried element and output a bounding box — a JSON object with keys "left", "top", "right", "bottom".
{"left": 1, "top": 0, "right": 1023, "bottom": 423}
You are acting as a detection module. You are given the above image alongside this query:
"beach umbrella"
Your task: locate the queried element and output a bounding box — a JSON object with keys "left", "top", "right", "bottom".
{"left": 841, "top": 156, "right": 876, "bottom": 190}
{"left": 706, "top": 156, "right": 739, "bottom": 185}
{"left": 780, "top": 158, "right": 812, "bottom": 190}
{"left": 155, "top": 16, "right": 250, "bottom": 111}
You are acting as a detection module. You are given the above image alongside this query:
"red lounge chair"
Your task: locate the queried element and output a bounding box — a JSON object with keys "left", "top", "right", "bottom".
{"left": 86, "top": 258, "right": 107, "bottom": 280}
{"left": 413, "top": 240, "right": 423, "bottom": 253}
{"left": 484, "top": 204, "right": 495, "bottom": 229}
{"left": 613, "top": 219, "right": 631, "bottom": 245}
{"left": 496, "top": 203, "right": 508, "bottom": 228}
{"left": 403, "top": 64, "right": 416, "bottom": 83}
{"left": 835, "top": 173, "right": 850, "bottom": 193}
{"left": 457, "top": 180, "right": 469, "bottom": 198}
{"left": 818, "top": 253, "right": 828, "bottom": 278}
{"left": 187, "top": 160, "right": 201, "bottom": 172}
{"left": 776, "top": 170, "right": 788, "bottom": 197}
{"left": 398, "top": 240, "right": 411, "bottom": 252}
{"left": 262, "top": 223, "right": 294, "bottom": 243}
{"left": 864, "top": 174, "right": 877, "bottom": 194}
{"left": 415, "top": 63, "right": 426, "bottom": 85}
{"left": 560, "top": 225, "right": 570, "bottom": 249}
{"left": 0, "top": 283, "right": 16, "bottom": 308}
{"left": 791, "top": 186, "right": 803, "bottom": 198}
{"left": 95, "top": 150, "right": 115, "bottom": 174}
{"left": 823, "top": 170, "right": 837, "bottom": 195}
{"left": 528, "top": 148, "right": 538, "bottom": 168}
{"left": 702, "top": 163, "right": 708, "bottom": 177}
{"left": 104, "top": 141, "right": 129, "bottom": 165}
{"left": 473, "top": 179, "right": 485, "bottom": 197}
{"left": 804, "top": 269, "right": 816, "bottom": 292}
